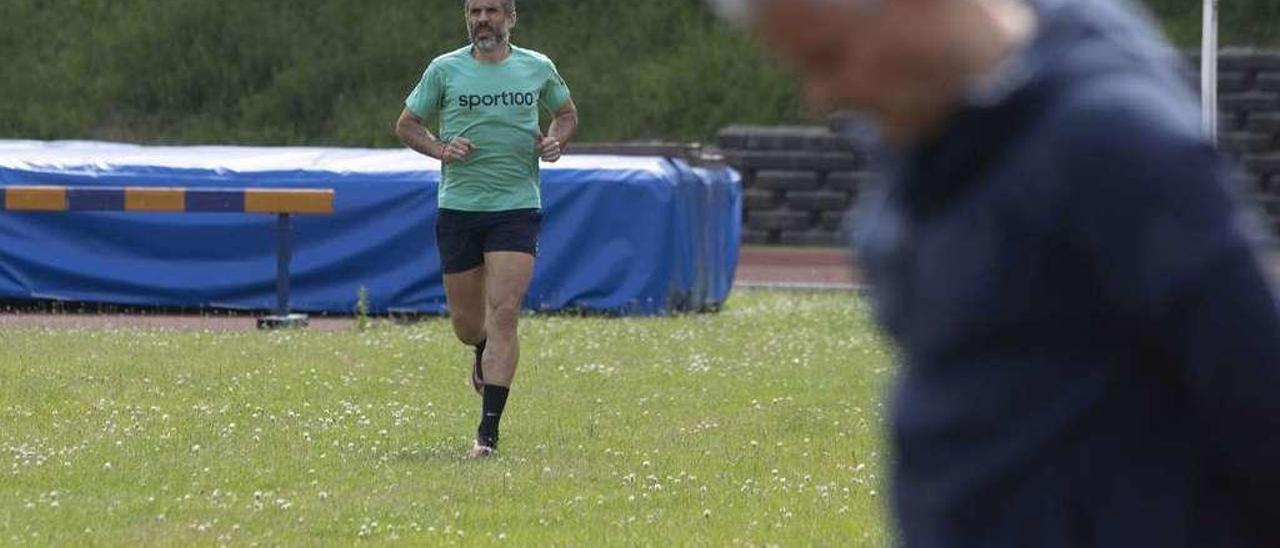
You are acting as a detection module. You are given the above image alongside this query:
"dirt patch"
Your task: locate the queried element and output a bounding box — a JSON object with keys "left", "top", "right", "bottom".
{"left": 1, "top": 247, "right": 1272, "bottom": 330}
{"left": 735, "top": 247, "right": 860, "bottom": 289}
{"left": 0, "top": 313, "right": 357, "bottom": 331}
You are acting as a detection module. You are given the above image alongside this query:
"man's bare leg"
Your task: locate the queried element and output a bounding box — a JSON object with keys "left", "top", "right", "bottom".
{"left": 480, "top": 252, "right": 534, "bottom": 386}
{"left": 444, "top": 266, "right": 487, "bottom": 392}
{"left": 469, "top": 251, "right": 534, "bottom": 457}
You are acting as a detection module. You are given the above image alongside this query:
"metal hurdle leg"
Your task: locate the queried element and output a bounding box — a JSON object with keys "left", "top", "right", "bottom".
{"left": 257, "top": 213, "right": 310, "bottom": 329}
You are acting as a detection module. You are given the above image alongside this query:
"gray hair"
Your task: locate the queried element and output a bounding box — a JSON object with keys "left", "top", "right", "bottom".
{"left": 465, "top": 0, "right": 516, "bottom": 14}
{"left": 707, "top": 0, "right": 874, "bottom": 28}
{"left": 707, "top": 0, "right": 762, "bottom": 27}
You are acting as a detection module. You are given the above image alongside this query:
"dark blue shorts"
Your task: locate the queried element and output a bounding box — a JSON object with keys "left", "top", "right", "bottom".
{"left": 435, "top": 208, "right": 542, "bottom": 274}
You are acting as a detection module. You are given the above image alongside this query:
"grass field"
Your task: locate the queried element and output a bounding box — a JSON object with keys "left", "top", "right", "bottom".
{"left": 0, "top": 290, "right": 895, "bottom": 547}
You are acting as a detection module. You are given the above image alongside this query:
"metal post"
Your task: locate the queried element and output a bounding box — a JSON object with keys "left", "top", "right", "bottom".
{"left": 258, "top": 212, "right": 308, "bottom": 329}
{"left": 276, "top": 212, "right": 291, "bottom": 316}
{"left": 1202, "top": 0, "right": 1219, "bottom": 142}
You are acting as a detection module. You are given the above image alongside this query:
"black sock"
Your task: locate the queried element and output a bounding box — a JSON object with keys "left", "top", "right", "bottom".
{"left": 477, "top": 384, "right": 510, "bottom": 447}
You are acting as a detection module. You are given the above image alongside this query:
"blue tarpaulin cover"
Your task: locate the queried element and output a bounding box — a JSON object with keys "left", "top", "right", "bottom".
{"left": 0, "top": 141, "right": 740, "bottom": 315}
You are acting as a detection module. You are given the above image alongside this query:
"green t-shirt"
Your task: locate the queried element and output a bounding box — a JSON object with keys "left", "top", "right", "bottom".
{"left": 405, "top": 45, "right": 572, "bottom": 212}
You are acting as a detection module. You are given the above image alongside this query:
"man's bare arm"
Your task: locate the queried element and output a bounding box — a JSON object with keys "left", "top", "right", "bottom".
{"left": 549, "top": 99, "right": 578, "bottom": 147}
{"left": 538, "top": 99, "right": 579, "bottom": 162}
{"left": 395, "top": 109, "right": 443, "bottom": 158}
{"left": 395, "top": 109, "right": 473, "bottom": 163}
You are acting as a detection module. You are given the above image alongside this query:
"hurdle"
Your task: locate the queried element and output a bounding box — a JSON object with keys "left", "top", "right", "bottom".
{"left": 0, "top": 185, "right": 335, "bottom": 329}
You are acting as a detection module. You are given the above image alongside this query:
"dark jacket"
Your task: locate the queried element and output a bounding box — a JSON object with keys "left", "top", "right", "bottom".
{"left": 854, "top": 0, "right": 1280, "bottom": 546}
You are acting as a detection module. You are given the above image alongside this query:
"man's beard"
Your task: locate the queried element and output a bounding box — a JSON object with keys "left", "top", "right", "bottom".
{"left": 470, "top": 24, "right": 508, "bottom": 52}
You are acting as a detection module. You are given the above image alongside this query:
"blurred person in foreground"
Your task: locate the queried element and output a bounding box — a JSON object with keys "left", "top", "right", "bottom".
{"left": 711, "top": 0, "right": 1280, "bottom": 545}
{"left": 395, "top": 0, "right": 577, "bottom": 458}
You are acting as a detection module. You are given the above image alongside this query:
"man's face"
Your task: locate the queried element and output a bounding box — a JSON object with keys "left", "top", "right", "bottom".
{"left": 466, "top": 0, "right": 515, "bottom": 52}
{"left": 756, "top": 0, "right": 969, "bottom": 142}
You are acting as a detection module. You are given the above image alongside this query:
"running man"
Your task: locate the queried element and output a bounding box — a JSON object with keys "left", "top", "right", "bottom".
{"left": 395, "top": 0, "right": 578, "bottom": 458}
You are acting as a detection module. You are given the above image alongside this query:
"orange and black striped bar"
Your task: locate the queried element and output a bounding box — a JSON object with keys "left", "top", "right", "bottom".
{"left": 0, "top": 186, "right": 334, "bottom": 214}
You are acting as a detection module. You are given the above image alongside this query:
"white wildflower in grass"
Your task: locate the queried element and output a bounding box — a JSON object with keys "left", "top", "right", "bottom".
{"left": 0, "top": 291, "right": 890, "bottom": 545}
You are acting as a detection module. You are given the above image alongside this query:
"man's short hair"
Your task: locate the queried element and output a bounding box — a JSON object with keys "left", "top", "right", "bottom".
{"left": 708, "top": 0, "right": 762, "bottom": 27}
{"left": 465, "top": 0, "right": 516, "bottom": 14}
{"left": 708, "top": 0, "right": 875, "bottom": 28}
